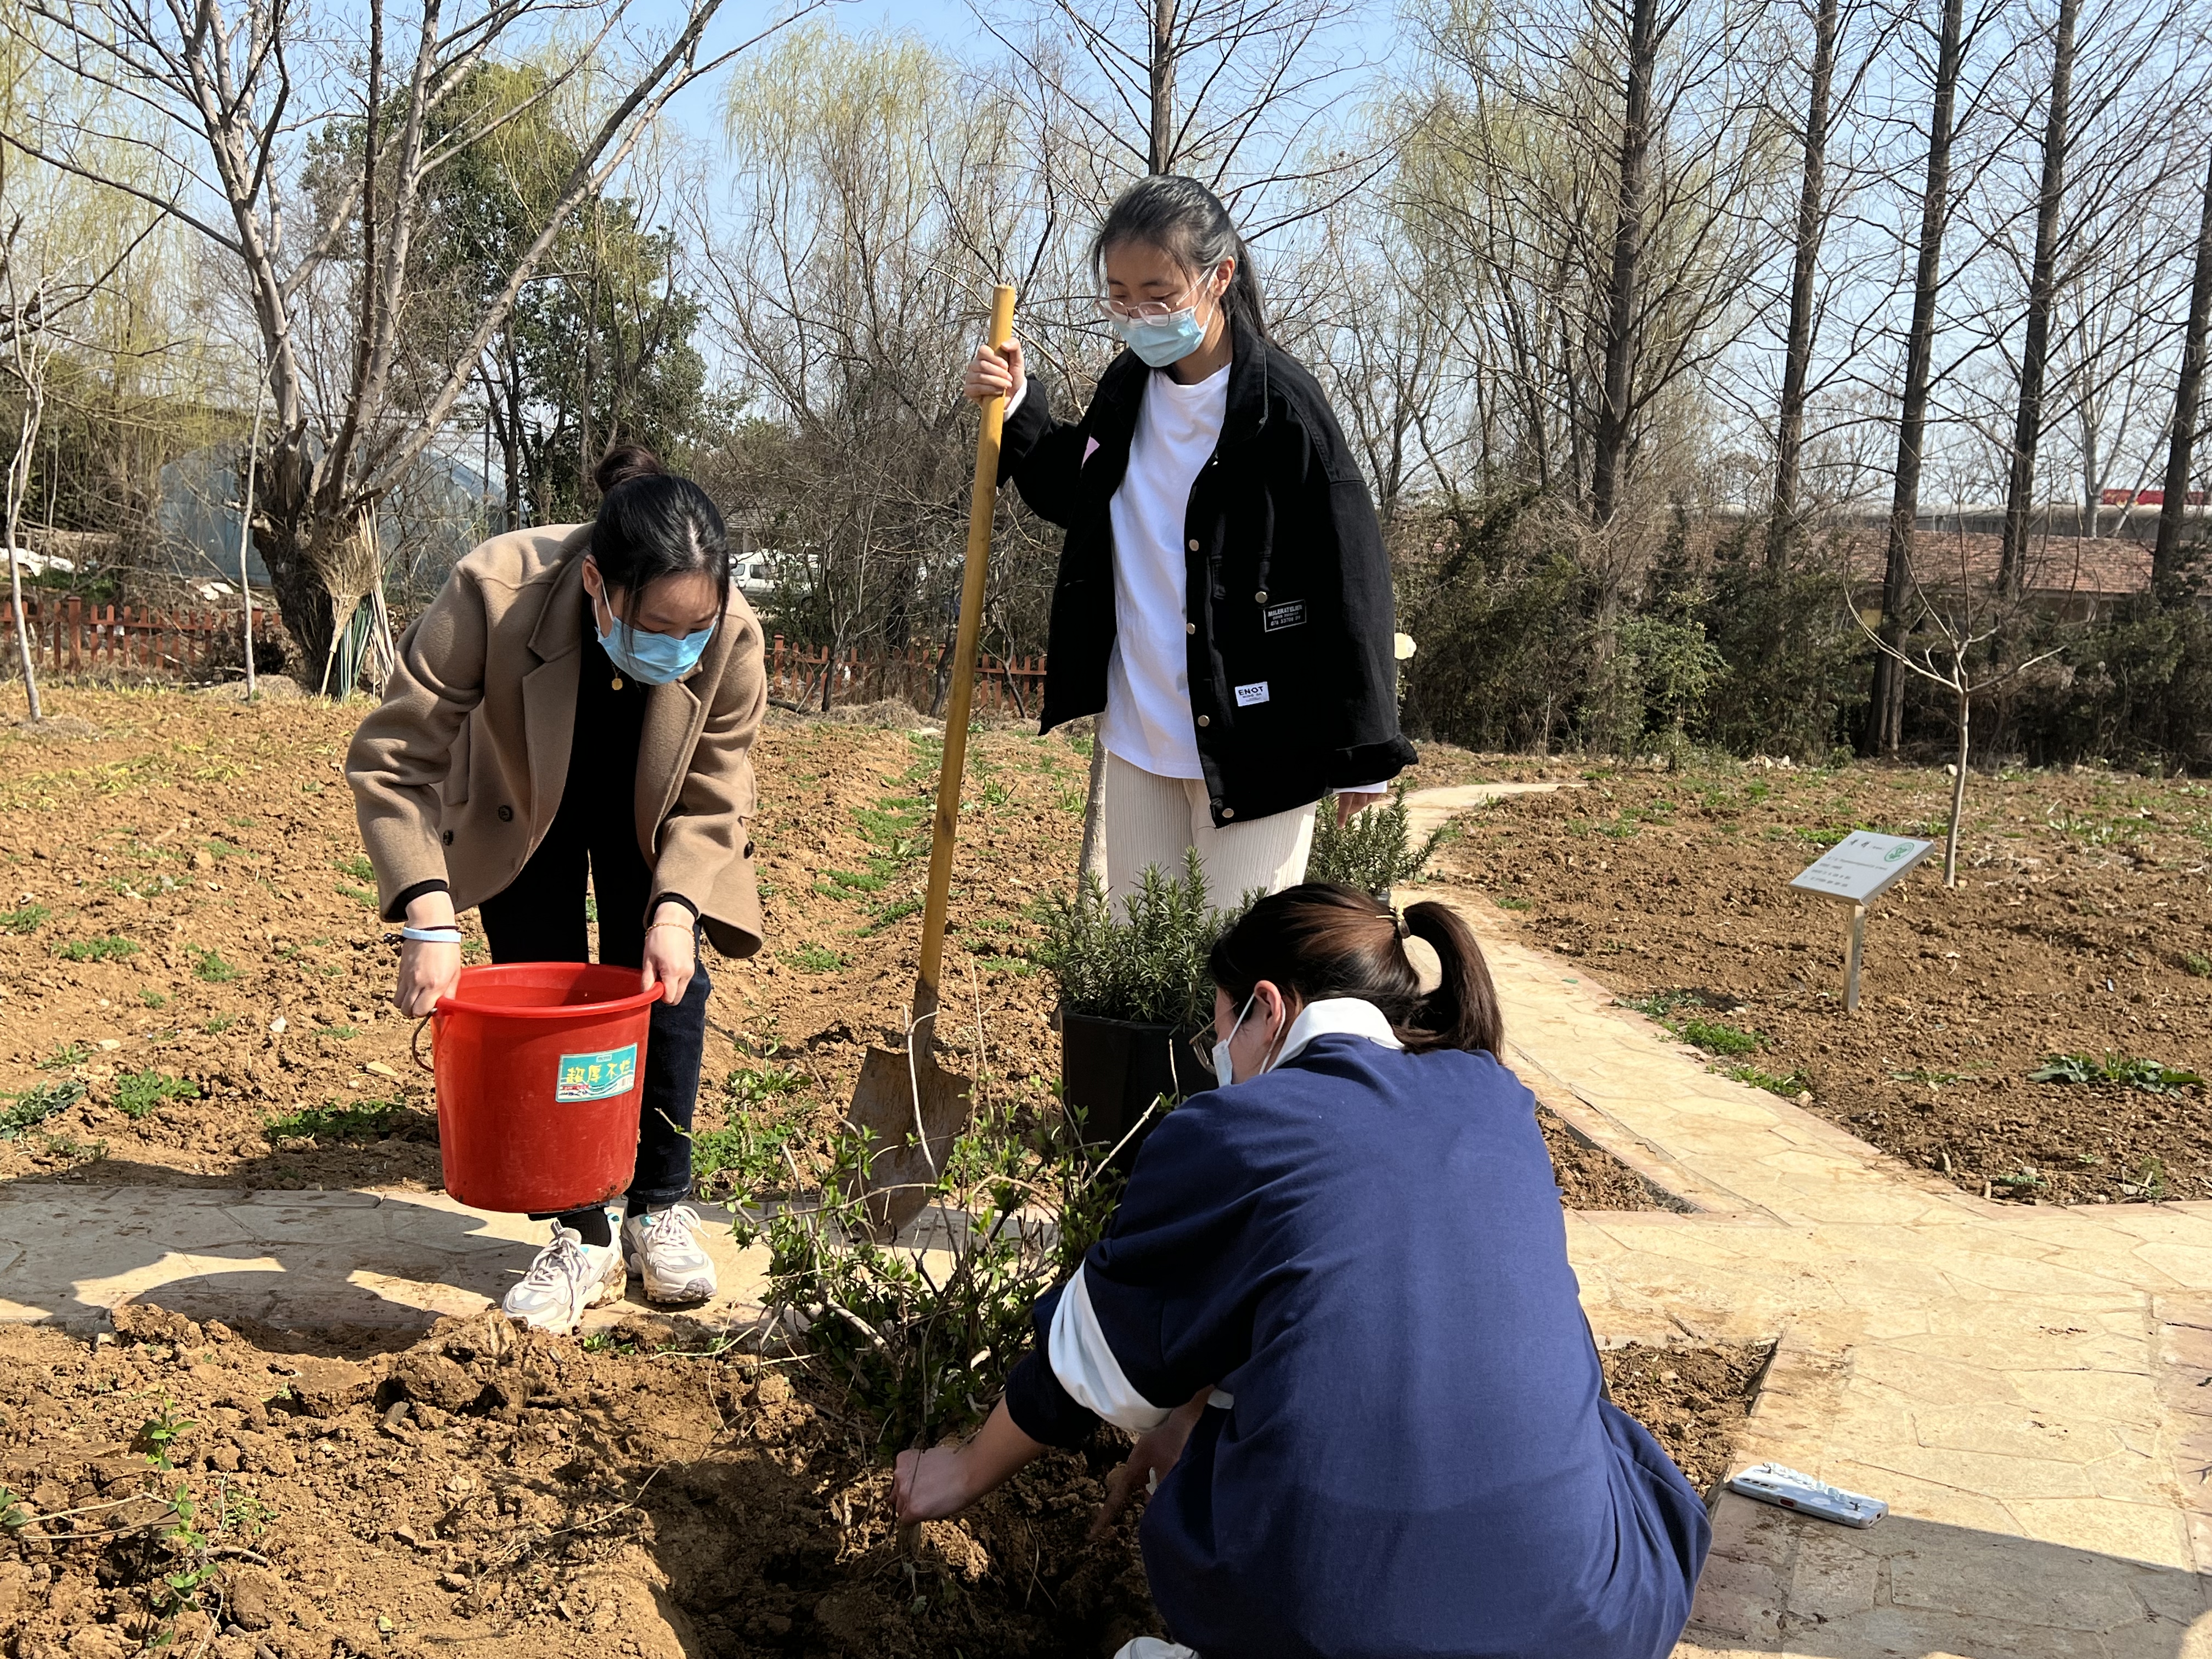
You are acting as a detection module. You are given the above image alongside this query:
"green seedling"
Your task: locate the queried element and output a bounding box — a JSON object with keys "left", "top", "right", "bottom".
{"left": 1726, "top": 1064, "right": 1809, "bottom": 1098}
{"left": 58, "top": 935, "right": 139, "bottom": 963}
{"left": 264, "top": 1100, "right": 412, "bottom": 1141}
{"left": 782, "top": 943, "right": 848, "bottom": 974}
{"left": 38, "top": 1041, "right": 88, "bottom": 1070}
{"left": 2028, "top": 1053, "right": 2203, "bottom": 1093}
{"left": 0, "top": 902, "right": 50, "bottom": 933}
{"left": 2182, "top": 952, "right": 2212, "bottom": 979}
{"left": 200, "top": 1016, "right": 234, "bottom": 1035}
{"left": 1677, "top": 1018, "right": 1759, "bottom": 1058}
{"left": 114, "top": 1070, "right": 198, "bottom": 1121}
{"left": 336, "top": 854, "right": 375, "bottom": 883}
{"left": 190, "top": 948, "right": 238, "bottom": 983}
{"left": 1, "top": 1079, "right": 86, "bottom": 1139}
{"left": 140, "top": 990, "right": 168, "bottom": 1008}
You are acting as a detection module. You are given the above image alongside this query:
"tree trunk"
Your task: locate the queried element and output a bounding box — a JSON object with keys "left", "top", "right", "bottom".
{"left": 2154, "top": 146, "right": 2212, "bottom": 588}
{"left": 1865, "top": 0, "right": 1966, "bottom": 759}
{"left": 1591, "top": 0, "right": 1662, "bottom": 526}
{"left": 1767, "top": 0, "right": 1842, "bottom": 569}
{"left": 1148, "top": 0, "right": 1178, "bottom": 173}
{"left": 253, "top": 436, "right": 345, "bottom": 680}
{"left": 1996, "top": 0, "right": 2078, "bottom": 602}
{"left": 1944, "top": 675, "right": 1968, "bottom": 886}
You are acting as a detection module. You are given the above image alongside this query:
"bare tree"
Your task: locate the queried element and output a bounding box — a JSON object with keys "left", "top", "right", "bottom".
{"left": 1993, "top": 0, "right": 2076, "bottom": 601}
{"left": 1764, "top": 0, "right": 1843, "bottom": 566}
{"left": 1867, "top": 0, "right": 1972, "bottom": 759}
{"left": 2155, "top": 144, "right": 2212, "bottom": 587}
{"left": 1851, "top": 549, "right": 2059, "bottom": 884}
{"left": 3, "top": 0, "right": 805, "bottom": 682}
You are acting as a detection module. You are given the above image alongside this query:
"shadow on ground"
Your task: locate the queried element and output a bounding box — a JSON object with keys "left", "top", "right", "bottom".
{"left": 1688, "top": 1493, "right": 2210, "bottom": 1657}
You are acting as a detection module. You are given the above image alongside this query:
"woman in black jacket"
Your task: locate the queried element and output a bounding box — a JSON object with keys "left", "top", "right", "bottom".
{"left": 963, "top": 176, "right": 1414, "bottom": 906}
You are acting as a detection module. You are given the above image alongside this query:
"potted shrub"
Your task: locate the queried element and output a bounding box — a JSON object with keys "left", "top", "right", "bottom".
{"left": 1306, "top": 783, "right": 1451, "bottom": 899}
{"left": 1037, "top": 850, "right": 1244, "bottom": 1158}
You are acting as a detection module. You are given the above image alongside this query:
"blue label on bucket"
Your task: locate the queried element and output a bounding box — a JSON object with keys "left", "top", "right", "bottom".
{"left": 555, "top": 1043, "right": 637, "bottom": 1103}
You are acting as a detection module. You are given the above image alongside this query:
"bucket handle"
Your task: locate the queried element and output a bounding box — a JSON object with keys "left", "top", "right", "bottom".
{"left": 411, "top": 1014, "right": 435, "bottom": 1074}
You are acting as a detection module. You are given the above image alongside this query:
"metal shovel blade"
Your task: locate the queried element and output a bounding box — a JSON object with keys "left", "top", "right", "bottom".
{"left": 847, "top": 1041, "right": 973, "bottom": 1240}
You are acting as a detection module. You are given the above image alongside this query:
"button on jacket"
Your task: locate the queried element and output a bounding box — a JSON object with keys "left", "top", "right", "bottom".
{"left": 345, "top": 523, "right": 766, "bottom": 959}
{"left": 1001, "top": 313, "right": 1415, "bottom": 827}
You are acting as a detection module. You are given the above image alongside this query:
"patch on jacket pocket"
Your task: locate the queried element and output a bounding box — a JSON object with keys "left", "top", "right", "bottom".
{"left": 1234, "top": 681, "right": 1270, "bottom": 707}
{"left": 1262, "top": 600, "right": 1307, "bottom": 632}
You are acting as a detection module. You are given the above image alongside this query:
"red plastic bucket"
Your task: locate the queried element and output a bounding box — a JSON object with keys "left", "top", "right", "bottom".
{"left": 430, "top": 963, "right": 659, "bottom": 1213}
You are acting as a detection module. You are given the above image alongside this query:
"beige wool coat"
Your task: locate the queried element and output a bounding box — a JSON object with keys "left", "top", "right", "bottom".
{"left": 345, "top": 522, "right": 766, "bottom": 959}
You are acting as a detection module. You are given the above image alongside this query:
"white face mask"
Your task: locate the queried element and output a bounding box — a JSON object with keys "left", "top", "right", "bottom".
{"left": 1211, "top": 991, "right": 1260, "bottom": 1088}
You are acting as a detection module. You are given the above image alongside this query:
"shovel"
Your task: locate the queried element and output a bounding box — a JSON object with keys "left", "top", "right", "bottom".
{"left": 847, "top": 280, "right": 1018, "bottom": 1240}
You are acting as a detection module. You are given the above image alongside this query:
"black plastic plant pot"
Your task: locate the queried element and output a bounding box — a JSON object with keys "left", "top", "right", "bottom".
{"left": 1060, "top": 1012, "right": 1210, "bottom": 1167}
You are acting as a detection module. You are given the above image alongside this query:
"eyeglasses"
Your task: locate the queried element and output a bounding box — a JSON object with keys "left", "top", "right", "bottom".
{"left": 1094, "top": 274, "right": 1213, "bottom": 323}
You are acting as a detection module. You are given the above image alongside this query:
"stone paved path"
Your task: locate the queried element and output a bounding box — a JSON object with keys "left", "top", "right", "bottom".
{"left": 1412, "top": 782, "right": 2212, "bottom": 1657}
{"left": 3, "top": 780, "right": 2209, "bottom": 1654}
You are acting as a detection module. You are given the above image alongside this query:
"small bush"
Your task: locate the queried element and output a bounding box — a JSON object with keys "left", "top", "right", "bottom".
{"left": 2, "top": 1080, "right": 86, "bottom": 1139}
{"left": 57, "top": 935, "right": 139, "bottom": 963}
{"left": 1036, "top": 850, "right": 1246, "bottom": 1032}
{"left": 114, "top": 1070, "right": 198, "bottom": 1121}
{"left": 2028, "top": 1053, "right": 2203, "bottom": 1093}
{"left": 1307, "top": 785, "right": 1450, "bottom": 900}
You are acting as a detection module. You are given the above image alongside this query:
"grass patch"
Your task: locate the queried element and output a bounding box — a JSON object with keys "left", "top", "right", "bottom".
{"left": 782, "top": 943, "right": 848, "bottom": 974}
{"left": 190, "top": 948, "right": 238, "bottom": 983}
{"left": 263, "top": 1099, "right": 415, "bottom": 1142}
{"left": 2028, "top": 1053, "right": 2203, "bottom": 1093}
{"left": 57, "top": 935, "right": 140, "bottom": 963}
{"left": 1, "top": 1080, "right": 86, "bottom": 1139}
{"left": 139, "top": 990, "right": 168, "bottom": 1008}
{"left": 1495, "top": 896, "right": 1532, "bottom": 911}
{"left": 313, "top": 1025, "right": 357, "bottom": 1040}
{"left": 1726, "top": 1063, "right": 1808, "bottom": 1098}
{"left": 0, "top": 902, "right": 50, "bottom": 933}
{"left": 114, "top": 1070, "right": 198, "bottom": 1121}
{"left": 336, "top": 883, "right": 377, "bottom": 909}
{"left": 38, "top": 1042, "right": 88, "bottom": 1070}
{"left": 1677, "top": 1018, "right": 1758, "bottom": 1057}
{"left": 2182, "top": 951, "right": 2212, "bottom": 979}
{"left": 200, "top": 1016, "right": 234, "bottom": 1035}
{"left": 336, "top": 854, "right": 375, "bottom": 883}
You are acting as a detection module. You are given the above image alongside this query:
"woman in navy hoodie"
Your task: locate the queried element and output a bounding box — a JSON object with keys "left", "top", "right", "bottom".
{"left": 895, "top": 884, "right": 1709, "bottom": 1659}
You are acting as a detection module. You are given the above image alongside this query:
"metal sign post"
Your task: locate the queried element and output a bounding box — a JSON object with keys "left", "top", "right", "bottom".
{"left": 1788, "top": 833, "right": 1937, "bottom": 1012}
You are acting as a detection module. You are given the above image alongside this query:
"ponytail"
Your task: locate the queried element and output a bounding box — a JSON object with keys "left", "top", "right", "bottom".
{"left": 1206, "top": 884, "right": 1503, "bottom": 1058}
{"left": 1092, "top": 174, "right": 1269, "bottom": 340}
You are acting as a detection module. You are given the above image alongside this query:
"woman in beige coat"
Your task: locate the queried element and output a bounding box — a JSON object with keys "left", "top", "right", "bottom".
{"left": 346, "top": 445, "right": 765, "bottom": 1333}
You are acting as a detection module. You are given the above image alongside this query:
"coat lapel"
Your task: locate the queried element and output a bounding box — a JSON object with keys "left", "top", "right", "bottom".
{"left": 520, "top": 532, "right": 589, "bottom": 836}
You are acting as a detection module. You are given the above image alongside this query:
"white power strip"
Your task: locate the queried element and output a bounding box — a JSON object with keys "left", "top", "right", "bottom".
{"left": 1726, "top": 1462, "right": 1888, "bottom": 1527}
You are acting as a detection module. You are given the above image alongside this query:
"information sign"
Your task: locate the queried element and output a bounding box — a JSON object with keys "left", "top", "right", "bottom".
{"left": 1787, "top": 833, "right": 1936, "bottom": 1012}
{"left": 1788, "top": 833, "right": 1936, "bottom": 905}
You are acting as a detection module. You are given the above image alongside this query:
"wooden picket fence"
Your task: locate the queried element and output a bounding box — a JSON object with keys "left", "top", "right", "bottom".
{"left": 0, "top": 597, "right": 280, "bottom": 675}
{"left": 767, "top": 635, "right": 1047, "bottom": 716}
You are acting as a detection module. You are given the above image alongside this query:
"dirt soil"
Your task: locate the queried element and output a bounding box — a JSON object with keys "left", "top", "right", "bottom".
{"left": 1442, "top": 760, "right": 2212, "bottom": 1205}
{"left": 0, "top": 1310, "right": 1762, "bottom": 1658}
{"left": 0, "top": 689, "right": 1657, "bottom": 1212}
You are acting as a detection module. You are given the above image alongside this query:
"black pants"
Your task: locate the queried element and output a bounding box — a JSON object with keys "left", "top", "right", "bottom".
{"left": 479, "top": 806, "right": 707, "bottom": 1221}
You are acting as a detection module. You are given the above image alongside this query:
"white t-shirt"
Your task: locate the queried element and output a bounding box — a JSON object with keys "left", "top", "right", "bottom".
{"left": 1099, "top": 363, "right": 1229, "bottom": 778}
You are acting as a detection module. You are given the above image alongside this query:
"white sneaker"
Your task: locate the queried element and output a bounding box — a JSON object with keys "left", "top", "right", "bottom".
{"left": 503, "top": 1223, "right": 625, "bottom": 1332}
{"left": 1114, "top": 1641, "right": 1198, "bottom": 1659}
{"left": 622, "top": 1204, "right": 718, "bottom": 1304}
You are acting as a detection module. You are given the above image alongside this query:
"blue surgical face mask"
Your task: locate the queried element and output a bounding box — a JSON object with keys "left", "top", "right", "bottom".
{"left": 594, "top": 593, "right": 713, "bottom": 685}
{"left": 1111, "top": 304, "right": 1209, "bottom": 369}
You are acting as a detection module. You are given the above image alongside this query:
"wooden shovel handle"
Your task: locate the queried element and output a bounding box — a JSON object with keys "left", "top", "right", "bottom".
{"left": 915, "top": 283, "right": 1017, "bottom": 1025}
